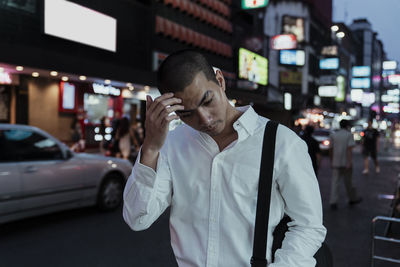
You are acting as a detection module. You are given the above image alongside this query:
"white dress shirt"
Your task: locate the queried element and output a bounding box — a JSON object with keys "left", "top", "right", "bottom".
{"left": 123, "top": 106, "right": 326, "bottom": 267}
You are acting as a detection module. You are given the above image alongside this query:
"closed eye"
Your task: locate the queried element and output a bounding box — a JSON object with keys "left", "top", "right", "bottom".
{"left": 203, "top": 98, "right": 213, "bottom": 106}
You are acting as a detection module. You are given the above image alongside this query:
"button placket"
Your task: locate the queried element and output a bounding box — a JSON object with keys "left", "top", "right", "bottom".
{"left": 206, "top": 155, "right": 221, "bottom": 267}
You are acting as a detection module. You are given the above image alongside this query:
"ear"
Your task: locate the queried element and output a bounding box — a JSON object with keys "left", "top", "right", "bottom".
{"left": 215, "top": 70, "right": 226, "bottom": 92}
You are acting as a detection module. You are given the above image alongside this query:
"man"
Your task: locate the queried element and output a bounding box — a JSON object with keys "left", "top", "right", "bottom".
{"left": 329, "top": 119, "right": 362, "bottom": 210}
{"left": 362, "top": 120, "right": 380, "bottom": 174}
{"left": 123, "top": 50, "right": 326, "bottom": 266}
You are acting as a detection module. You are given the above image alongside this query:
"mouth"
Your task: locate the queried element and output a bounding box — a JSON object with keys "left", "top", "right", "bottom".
{"left": 201, "top": 123, "right": 217, "bottom": 133}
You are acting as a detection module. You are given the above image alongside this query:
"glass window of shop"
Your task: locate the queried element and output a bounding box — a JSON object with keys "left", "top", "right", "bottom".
{"left": 84, "top": 93, "right": 113, "bottom": 124}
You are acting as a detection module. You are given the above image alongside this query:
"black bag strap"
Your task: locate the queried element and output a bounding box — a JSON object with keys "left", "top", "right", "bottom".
{"left": 251, "top": 120, "right": 279, "bottom": 267}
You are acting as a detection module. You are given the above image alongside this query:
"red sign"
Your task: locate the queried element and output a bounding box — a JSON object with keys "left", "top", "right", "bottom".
{"left": 270, "top": 34, "right": 297, "bottom": 50}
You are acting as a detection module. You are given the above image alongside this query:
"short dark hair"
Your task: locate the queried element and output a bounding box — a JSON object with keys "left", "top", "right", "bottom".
{"left": 157, "top": 50, "right": 218, "bottom": 94}
{"left": 340, "top": 119, "right": 349, "bottom": 129}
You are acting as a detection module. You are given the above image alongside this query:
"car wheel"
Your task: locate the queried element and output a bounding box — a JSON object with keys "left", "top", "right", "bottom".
{"left": 98, "top": 175, "right": 124, "bottom": 211}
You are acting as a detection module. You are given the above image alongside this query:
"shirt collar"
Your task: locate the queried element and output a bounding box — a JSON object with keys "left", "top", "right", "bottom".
{"left": 233, "top": 105, "right": 259, "bottom": 136}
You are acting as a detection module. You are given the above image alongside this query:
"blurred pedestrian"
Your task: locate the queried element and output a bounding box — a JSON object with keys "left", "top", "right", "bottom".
{"left": 329, "top": 119, "right": 362, "bottom": 210}
{"left": 362, "top": 120, "right": 380, "bottom": 174}
{"left": 300, "top": 125, "right": 321, "bottom": 176}
{"left": 99, "top": 116, "right": 107, "bottom": 154}
{"left": 115, "top": 117, "right": 132, "bottom": 160}
{"left": 70, "top": 118, "right": 85, "bottom": 152}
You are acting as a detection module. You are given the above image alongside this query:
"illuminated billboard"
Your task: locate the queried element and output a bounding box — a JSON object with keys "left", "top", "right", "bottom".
{"left": 238, "top": 48, "right": 268, "bottom": 86}
{"left": 319, "top": 58, "right": 339, "bottom": 70}
{"left": 279, "top": 50, "right": 305, "bottom": 66}
{"left": 44, "top": 0, "right": 117, "bottom": 52}
{"left": 271, "top": 34, "right": 297, "bottom": 50}
{"left": 383, "top": 61, "right": 397, "bottom": 70}
{"left": 59, "top": 82, "right": 76, "bottom": 112}
{"left": 242, "top": 0, "right": 268, "bottom": 9}
{"left": 318, "top": 86, "right": 338, "bottom": 97}
{"left": 352, "top": 66, "right": 371, "bottom": 77}
{"left": 282, "top": 15, "right": 304, "bottom": 42}
{"left": 351, "top": 78, "right": 371, "bottom": 89}
{"left": 321, "top": 46, "right": 338, "bottom": 56}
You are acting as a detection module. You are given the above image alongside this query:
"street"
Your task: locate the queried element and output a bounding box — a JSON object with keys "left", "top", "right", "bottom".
{"left": 1, "top": 142, "right": 399, "bottom": 267}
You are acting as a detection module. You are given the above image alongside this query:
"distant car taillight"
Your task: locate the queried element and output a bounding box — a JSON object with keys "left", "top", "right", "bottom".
{"left": 323, "top": 140, "right": 330, "bottom": 146}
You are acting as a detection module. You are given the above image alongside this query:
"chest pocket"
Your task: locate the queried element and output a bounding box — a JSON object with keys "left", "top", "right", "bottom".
{"left": 227, "top": 162, "right": 260, "bottom": 218}
{"left": 231, "top": 163, "right": 260, "bottom": 197}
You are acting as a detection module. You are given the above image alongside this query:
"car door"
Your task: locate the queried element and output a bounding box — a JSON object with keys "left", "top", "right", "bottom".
{"left": 0, "top": 129, "right": 22, "bottom": 220}
{"left": 9, "top": 129, "right": 86, "bottom": 212}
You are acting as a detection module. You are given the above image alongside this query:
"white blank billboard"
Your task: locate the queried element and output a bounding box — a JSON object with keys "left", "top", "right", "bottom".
{"left": 44, "top": 0, "right": 117, "bottom": 52}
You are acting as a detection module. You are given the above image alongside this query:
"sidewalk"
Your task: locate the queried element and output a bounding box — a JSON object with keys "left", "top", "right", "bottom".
{"left": 318, "top": 142, "right": 400, "bottom": 267}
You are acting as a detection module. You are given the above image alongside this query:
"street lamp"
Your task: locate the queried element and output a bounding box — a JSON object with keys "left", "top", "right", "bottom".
{"left": 336, "top": 32, "right": 345, "bottom": 39}
{"left": 331, "top": 25, "right": 339, "bottom": 32}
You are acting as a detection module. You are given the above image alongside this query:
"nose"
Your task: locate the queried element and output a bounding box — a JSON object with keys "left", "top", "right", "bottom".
{"left": 197, "top": 107, "right": 212, "bottom": 126}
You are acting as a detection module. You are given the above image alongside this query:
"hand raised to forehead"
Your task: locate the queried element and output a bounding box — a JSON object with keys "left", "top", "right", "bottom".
{"left": 142, "top": 93, "right": 184, "bottom": 153}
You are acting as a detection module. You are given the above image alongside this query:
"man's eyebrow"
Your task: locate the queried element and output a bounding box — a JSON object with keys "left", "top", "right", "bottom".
{"left": 176, "top": 91, "right": 211, "bottom": 114}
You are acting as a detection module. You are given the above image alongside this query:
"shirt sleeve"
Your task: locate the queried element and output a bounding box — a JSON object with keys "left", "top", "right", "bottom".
{"left": 122, "top": 146, "right": 173, "bottom": 231}
{"left": 271, "top": 136, "right": 327, "bottom": 267}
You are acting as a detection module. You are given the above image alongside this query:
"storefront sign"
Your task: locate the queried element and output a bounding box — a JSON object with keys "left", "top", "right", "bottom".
{"left": 383, "top": 103, "right": 400, "bottom": 114}
{"left": 388, "top": 74, "right": 400, "bottom": 85}
{"left": 351, "top": 78, "right": 371, "bottom": 89}
{"left": 318, "top": 86, "right": 338, "bottom": 97}
{"left": 361, "top": 93, "right": 375, "bottom": 107}
{"left": 350, "top": 89, "right": 364, "bottom": 103}
{"left": 92, "top": 83, "right": 120, "bottom": 96}
{"left": 238, "top": 48, "right": 268, "bottom": 86}
{"left": 0, "top": 72, "right": 12, "bottom": 84}
{"left": 318, "top": 75, "right": 337, "bottom": 85}
{"left": 284, "top": 93, "right": 292, "bottom": 110}
{"left": 271, "top": 34, "right": 297, "bottom": 50}
{"left": 381, "top": 94, "right": 399, "bottom": 103}
{"left": 321, "top": 46, "right": 338, "bottom": 56}
{"left": 352, "top": 66, "right": 371, "bottom": 77}
{"left": 282, "top": 16, "right": 304, "bottom": 42}
{"left": 383, "top": 61, "right": 397, "bottom": 70}
{"left": 335, "top": 76, "right": 345, "bottom": 102}
{"left": 279, "top": 50, "right": 305, "bottom": 66}
{"left": 279, "top": 71, "right": 302, "bottom": 85}
{"left": 319, "top": 58, "right": 339, "bottom": 70}
{"left": 241, "top": 0, "right": 268, "bottom": 9}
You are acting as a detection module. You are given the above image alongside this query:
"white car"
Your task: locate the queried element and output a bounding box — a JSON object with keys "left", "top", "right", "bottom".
{"left": 312, "top": 129, "right": 331, "bottom": 153}
{"left": 0, "top": 124, "right": 133, "bottom": 224}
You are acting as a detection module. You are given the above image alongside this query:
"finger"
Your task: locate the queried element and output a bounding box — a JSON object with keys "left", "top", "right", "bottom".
{"left": 147, "top": 93, "right": 174, "bottom": 114}
{"left": 156, "top": 105, "right": 185, "bottom": 121}
{"left": 161, "top": 114, "right": 180, "bottom": 127}
{"left": 146, "top": 95, "right": 153, "bottom": 111}
{"left": 153, "top": 98, "right": 183, "bottom": 118}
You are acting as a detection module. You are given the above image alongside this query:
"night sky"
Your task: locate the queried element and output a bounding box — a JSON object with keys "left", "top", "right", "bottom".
{"left": 333, "top": 0, "right": 400, "bottom": 64}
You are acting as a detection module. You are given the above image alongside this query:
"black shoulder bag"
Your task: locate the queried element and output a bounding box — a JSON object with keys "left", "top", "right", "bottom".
{"left": 250, "top": 121, "right": 332, "bottom": 267}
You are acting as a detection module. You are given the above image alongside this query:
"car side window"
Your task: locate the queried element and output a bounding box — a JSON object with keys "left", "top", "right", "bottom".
{"left": 1, "top": 129, "right": 63, "bottom": 162}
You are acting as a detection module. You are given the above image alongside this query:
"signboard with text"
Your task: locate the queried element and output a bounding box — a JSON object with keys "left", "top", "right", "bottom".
{"left": 271, "top": 34, "right": 297, "bottom": 50}
{"left": 241, "top": 0, "right": 268, "bottom": 9}
{"left": 280, "top": 71, "right": 302, "bottom": 85}
{"left": 282, "top": 15, "right": 304, "bottom": 42}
